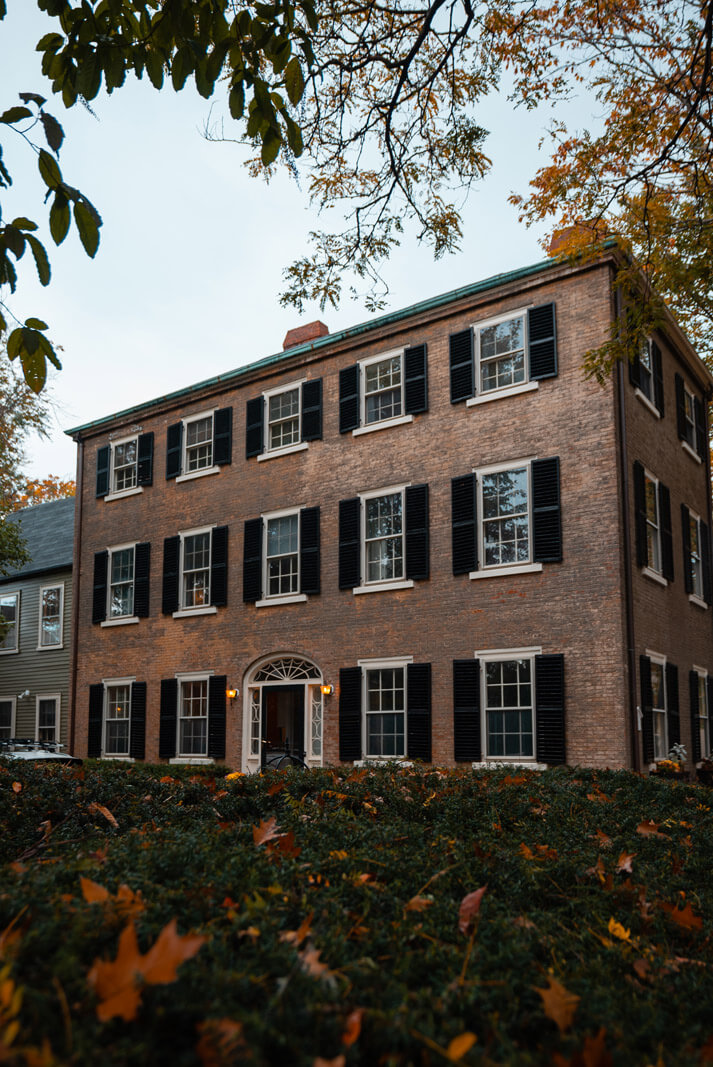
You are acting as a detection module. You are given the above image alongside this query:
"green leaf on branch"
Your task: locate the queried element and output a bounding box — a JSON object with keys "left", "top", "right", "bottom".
{"left": 49, "top": 193, "right": 70, "bottom": 245}
{"left": 26, "top": 235, "right": 51, "bottom": 286}
{"left": 261, "top": 128, "right": 281, "bottom": 166}
{"left": 284, "top": 57, "right": 304, "bottom": 106}
{"left": 3, "top": 226, "right": 26, "bottom": 259}
{"left": 229, "top": 84, "right": 245, "bottom": 120}
{"left": 145, "top": 50, "right": 165, "bottom": 90}
{"left": 12, "top": 218, "right": 38, "bottom": 232}
{"left": 19, "top": 92, "right": 47, "bottom": 106}
{"left": 38, "top": 148, "right": 62, "bottom": 191}
{"left": 40, "top": 111, "right": 64, "bottom": 152}
{"left": 73, "top": 200, "right": 100, "bottom": 258}
{"left": 0, "top": 106, "right": 32, "bottom": 125}
{"left": 24, "top": 317, "right": 48, "bottom": 330}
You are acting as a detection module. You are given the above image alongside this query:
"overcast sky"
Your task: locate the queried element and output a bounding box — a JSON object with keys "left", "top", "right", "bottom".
{"left": 1, "top": 2, "right": 574, "bottom": 483}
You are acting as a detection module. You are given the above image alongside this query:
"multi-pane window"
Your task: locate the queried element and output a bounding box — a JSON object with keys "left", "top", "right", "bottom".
{"left": 0, "top": 699, "right": 13, "bottom": 740}
{"left": 689, "top": 513, "right": 703, "bottom": 598}
{"left": 266, "top": 514, "right": 299, "bottom": 597}
{"left": 638, "top": 340, "right": 653, "bottom": 401}
{"left": 645, "top": 474, "right": 662, "bottom": 574}
{"left": 682, "top": 386, "right": 696, "bottom": 449}
{"left": 39, "top": 585, "right": 63, "bottom": 647}
{"left": 268, "top": 388, "right": 300, "bottom": 450}
{"left": 364, "top": 492, "right": 404, "bottom": 583}
{"left": 485, "top": 658, "right": 534, "bottom": 758}
{"left": 105, "top": 684, "right": 130, "bottom": 756}
{"left": 179, "top": 679, "right": 208, "bottom": 756}
{"left": 699, "top": 673, "right": 710, "bottom": 758}
{"left": 481, "top": 467, "right": 529, "bottom": 567}
{"left": 363, "top": 355, "right": 403, "bottom": 425}
{"left": 0, "top": 593, "right": 18, "bottom": 652}
{"left": 365, "top": 667, "right": 405, "bottom": 757}
{"left": 478, "top": 314, "right": 526, "bottom": 393}
{"left": 113, "top": 438, "right": 137, "bottom": 492}
{"left": 109, "top": 548, "right": 135, "bottom": 618}
{"left": 182, "top": 533, "right": 211, "bottom": 607}
{"left": 185, "top": 415, "right": 213, "bottom": 472}
{"left": 651, "top": 661, "right": 667, "bottom": 760}
{"left": 37, "top": 697, "right": 58, "bottom": 744}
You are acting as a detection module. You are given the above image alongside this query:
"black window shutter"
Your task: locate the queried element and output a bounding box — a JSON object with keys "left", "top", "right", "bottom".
{"left": 130, "top": 682, "right": 147, "bottom": 760}
{"left": 681, "top": 505, "right": 693, "bottom": 594}
{"left": 640, "top": 656, "right": 654, "bottom": 764}
{"left": 659, "top": 482, "right": 674, "bottom": 581}
{"left": 243, "top": 518, "right": 263, "bottom": 602}
{"left": 159, "top": 678, "right": 177, "bottom": 759}
{"left": 166, "top": 422, "right": 183, "bottom": 479}
{"left": 339, "top": 365, "right": 359, "bottom": 433}
{"left": 88, "top": 684, "right": 104, "bottom": 758}
{"left": 453, "top": 659, "right": 481, "bottom": 761}
{"left": 134, "top": 542, "right": 151, "bottom": 617}
{"left": 689, "top": 671, "right": 702, "bottom": 764}
{"left": 528, "top": 303, "right": 557, "bottom": 380}
{"left": 535, "top": 654, "right": 566, "bottom": 765}
{"left": 675, "top": 374, "right": 686, "bottom": 441}
{"left": 667, "top": 662, "right": 680, "bottom": 748}
{"left": 137, "top": 433, "right": 154, "bottom": 486}
{"left": 208, "top": 676, "right": 227, "bottom": 761}
{"left": 651, "top": 341, "right": 664, "bottom": 416}
{"left": 633, "top": 461, "right": 648, "bottom": 568}
{"left": 162, "top": 536, "right": 180, "bottom": 615}
{"left": 339, "top": 667, "right": 362, "bottom": 761}
{"left": 407, "top": 663, "right": 431, "bottom": 762}
{"left": 245, "top": 397, "right": 264, "bottom": 458}
{"left": 96, "top": 446, "right": 110, "bottom": 498}
{"left": 532, "top": 457, "right": 562, "bottom": 563}
{"left": 695, "top": 397, "right": 707, "bottom": 460}
{"left": 405, "top": 484, "right": 429, "bottom": 581}
{"left": 701, "top": 521, "right": 712, "bottom": 604}
{"left": 404, "top": 344, "right": 428, "bottom": 414}
{"left": 449, "top": 329, "right": 474, "bottom": 403}
{"left": 629, "top": 348, "right": 641, "bottom": 389}
{"left": 302, "top": 379, "right": 323, "bottom": 441}
{"left": 213, "top": 408, "right": 232, "bottom": 466}
{"left": 300, "top": 507, "right": 320, "bottom": 595}
{"left": 339, "top": 498, "right": 361, "bottom": 589}
{"left": 451, "top": 474, "right": 477, "bottom": 575}
{"left": 92, "top": 551, "right": 108, "bottom": 623}
{"left": 211, "top": 526, "right": 229, "bottom": 606}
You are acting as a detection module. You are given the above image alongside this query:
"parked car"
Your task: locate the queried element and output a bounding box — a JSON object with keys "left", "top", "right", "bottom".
{"left": 0, "top": 738, "right": 82, "bottom": 766}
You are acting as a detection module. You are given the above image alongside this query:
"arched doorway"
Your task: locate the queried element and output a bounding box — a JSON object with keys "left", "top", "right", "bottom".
{"left": 242, "top": 655, "right": 324, "bottom": 773}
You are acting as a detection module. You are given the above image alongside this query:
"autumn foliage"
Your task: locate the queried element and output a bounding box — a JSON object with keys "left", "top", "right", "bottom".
{"left": 0, "top": 762, "right": 711, "bottom": 1065}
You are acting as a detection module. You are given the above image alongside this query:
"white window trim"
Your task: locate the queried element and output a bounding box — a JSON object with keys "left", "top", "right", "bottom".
{"left": 642, "top": 567, "right": 668, "bottom": 587}
{"left": 357, "top": 483, "right": 410, "bottom": 593}
{"left": 634, "top": 388, "right": 662, "bottom": 419}
{"left": 0, "top": 696, "right": 16, "bottom": 739}
{"left": 473, "top": 457, "right": 536, "bottom": 576}
{"left": 35, "top": 693, "right": 60, "bottom": 744}
{"left": 256, "top": 594, "right": 308, "bottom": 608}
{"left": 264, "top": 379, "right": 305, "bottom": 454}
{"left": 470, "top": 563, "right": 542, "bottom": 581}
{"left": 37, "top": 582, "right": 64, "bottom": 650}
{"left": 178, "top": 525, "right": 214, "bottom": 611}
{"left": 681, "top": 440, "right": 702, "bottom": 465}
{"left": 0, "top": 590, "right": 20, "bottom": 655}
{"left": 101, "top": 616, "right": 140, "bottom": 627}
{"left": 105, "top": 542, "right": 137, "bottom": 623}
{"left": 471, "top": 761, "right": 548, "bottom": 771}
{"left": 645, "top": 650, "right": 668, "bottom": 764}
{"left": 181, "top": 410, "right": 216, "bottom": 477}
{"left": 354, "top": 580, "right": 414, "bottom": 595}
{"left": 175, "top": 671, "right": 213, "bottom": 761}
{"left": 357, "top": 348, "right": 406, "bottom": 432}
{"left": 176, "top": 465, "right": 220, "bottom": 483}
{"left": 104, "top": 486, "right": 144, "bottom": 503}
{"left": 261, "top": 507, "right": 303, "bottom": 602}
{"left": 642, "top": 468, "right": 664, "bottom": 579}
{"left": 687, "top": 508, "right": 706, "bottom": 603}
{"left": 359, "top": 656, "right": 412, "bottom": 762}
{"left": 472, "top": 306, "right": 530, "bottom": 399}
{"left": 689, "top": 594, "right": 708, "bottom": 610}
{"left": 477, "top": 647, "right": 540, "bottom": 763}
{"left": 693, "top": 665, "right": 710, "bottom": 762}
{"left": 107, "top": 433, "right": 140, "bottom": 497}
{"left": 467, "top": 381, "right": 538, "bottom": 408}
{"left": 101, "top": 677, "right": 134, "bottom": 759}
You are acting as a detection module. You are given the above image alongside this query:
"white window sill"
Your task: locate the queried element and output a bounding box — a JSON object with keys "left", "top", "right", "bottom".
{"left": 0, "top": 648, "right": 18, "bottom": 656}
{"left": 689, "top": 593, "right": 708, "bottom": 610}
{"left": 634, "top": 389, "right": 661, "bottom": 419}
{"left": 104, "top": 486, "right": 143, "bottom": 502}
{"left": 469, "top": 563, "right": 543, "bottom": 580}
{"left": 172, "top": 606, "right": 217, "bottom": 618}
{"left": 353, "top": 580, "right": 414, "bottom": 595}
{"left": 255, "top": 594, "right": 308, "bottom": 608}
{"left": 100, "top": 755, "right": 135, "bottom": 762}
{"left": 354, "top": 758, "right": 412, "bottom": 767}
{"left": 37, "top": 643, "right": 64, "bottom": 651}
{"left": 169, "top": 757, "right": 214, "bottom": 765}
{"left": 352, "top": 414, "right": 413, "bottom": 437}
{"left": 257, "top": 442, "right": 309, "bottom": 462}
{"left": 471, "top": 761, "right": 548, "bottom": 771}
{"left": 681, "top": 440, "right": 702, "bottom": 464}
{"left": 642, "top": 567, "right": 668, "bottom": 587}
{"left": 466, "top": 381, "right": 538, "bottom": 407}
{"left": 101, "top": 616, "right": 139, "bottom": 628}
{"left": 175, "top": 466, "right": 220, "bottom": 484}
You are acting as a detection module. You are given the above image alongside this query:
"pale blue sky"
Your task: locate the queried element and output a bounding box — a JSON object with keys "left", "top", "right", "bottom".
{"left": 1, "top": 1, "right": 575, "bottom": 482}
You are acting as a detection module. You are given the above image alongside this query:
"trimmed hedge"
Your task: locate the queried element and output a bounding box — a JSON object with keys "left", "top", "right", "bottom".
{"left": 0, "top": 761, "right": 712, "bottom": 1065}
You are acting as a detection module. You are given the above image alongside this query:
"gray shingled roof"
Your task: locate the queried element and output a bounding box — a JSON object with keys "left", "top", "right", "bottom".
{"left": 1, "top": 497, "right": 75, "bottom": 580}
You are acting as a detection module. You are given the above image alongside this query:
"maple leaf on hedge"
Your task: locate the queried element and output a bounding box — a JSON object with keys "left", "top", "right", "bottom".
{"left": 534, "top": 976, "right": 580, "bottom": 1033}
{"left": 252, "top": 817, "right": 281, "bottom": 846}
{"left": 87, "top": 801, "right": 118, "bottom": 829}
{"left": 88, "top": 919, "right": 206, "bottom": 1022}
{"left": 615, "top": 852, "right": 635, "bottom": 874}
{"left": 196, "top": 1018, "right": 245, "bottom": 1067}
{"left": 658, "top": 900, "right": 703, "bottom": 932}
{"left": 447, "top": 1032, "right": 477, "bottom": 1060}
{"left": 341, "top": 1008, "right": 363, "bottom": 1047}
{"left": 636, "top": 820, "right": 668, "bottom": 839}
{"left": 458, "top": 887, "right": 487, "bottom": 936}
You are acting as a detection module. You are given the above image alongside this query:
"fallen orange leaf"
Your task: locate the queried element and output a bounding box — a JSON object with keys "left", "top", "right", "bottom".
{"left": 658, "top": 900, "right": 703, "bottom": 931}
{"left": 636, "top": 820, "right": 668, "bottom": 839}
{"left": 615, "top": 852, "right": 635, "bottom": 874}
{"left": 405, "top": 896, "right": 432, "bottom": 912}
{"left": 341, "top": 1008, "right": 363, "bottom": 1047}
{"left": 252, "top": 817, "right": 281, "bottom": 846}
{"left": 80, "top": 877, "right": 110, "bottom": 904}
{"left": 87, "top": 802, "right": 118, "bottom": 829}
{"left": 447, "top": 1032, "right": 477, "bottom": 1060}
{"left": 458, "top": 886, "right": 487, "bottom": 936}
{"left": 534, "top": 976, "right": 580, "bottom": 1033}
{"left": 11, "top": 782, "right": 21, "bottom": 794}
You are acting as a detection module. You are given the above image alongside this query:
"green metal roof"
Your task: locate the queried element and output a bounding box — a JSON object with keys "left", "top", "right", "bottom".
{"left": 65, "top": 253, "right": 578, "bottom": 437}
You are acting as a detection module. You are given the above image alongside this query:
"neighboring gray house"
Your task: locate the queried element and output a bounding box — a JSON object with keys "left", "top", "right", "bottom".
{"left": 0, "top": 497, "right": 74, "bottom": 746}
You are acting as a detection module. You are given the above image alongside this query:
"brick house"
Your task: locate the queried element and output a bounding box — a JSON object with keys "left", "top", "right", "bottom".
{"left": 66, "top": 249, "right": 713, "bottom": 773}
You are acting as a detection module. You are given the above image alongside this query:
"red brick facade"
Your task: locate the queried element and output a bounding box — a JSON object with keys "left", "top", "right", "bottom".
{"left": 68, "top": 252, "right": 713, "bottom": 773}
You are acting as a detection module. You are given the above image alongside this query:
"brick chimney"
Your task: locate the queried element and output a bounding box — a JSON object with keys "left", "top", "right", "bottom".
{"left": 283, "top": 321, "right": 329, "bottom": 351}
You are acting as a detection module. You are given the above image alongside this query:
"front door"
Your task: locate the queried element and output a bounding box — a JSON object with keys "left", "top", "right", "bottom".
{"left": 261, "top": 685, "right": 305, "bottom": 767}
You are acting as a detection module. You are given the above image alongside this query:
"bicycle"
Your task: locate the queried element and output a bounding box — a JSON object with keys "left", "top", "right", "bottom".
{"left": 263, "top": 748, "right": 308, "bottom": 771}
